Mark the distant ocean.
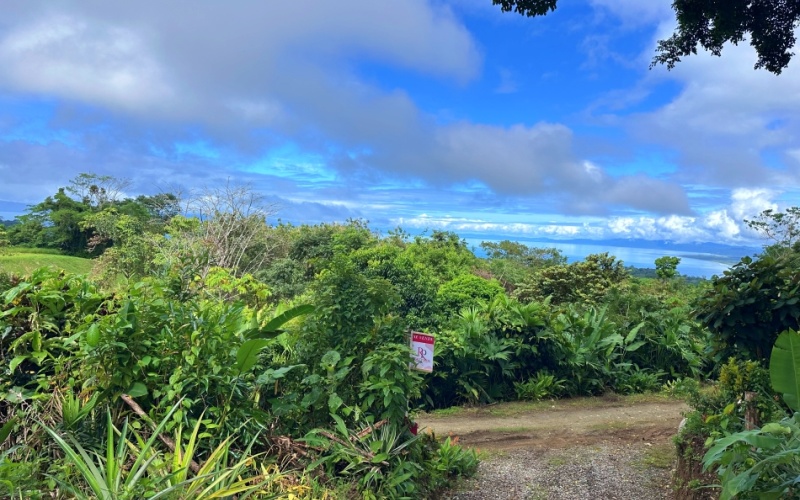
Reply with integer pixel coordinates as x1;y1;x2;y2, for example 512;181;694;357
461;236;760;278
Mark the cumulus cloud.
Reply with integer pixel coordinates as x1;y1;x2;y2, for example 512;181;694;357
605;188;782;244
624;26;800;189
392;213;606;239
392;187;785;245
579;5;800;206
0;1;693;217
356;120;691;214
0;2;480;121
603;175;689;214
0;14;174;113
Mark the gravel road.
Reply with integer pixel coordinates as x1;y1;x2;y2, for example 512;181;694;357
417;396;686;499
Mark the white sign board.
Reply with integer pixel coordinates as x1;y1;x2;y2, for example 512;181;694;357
410;332;435;373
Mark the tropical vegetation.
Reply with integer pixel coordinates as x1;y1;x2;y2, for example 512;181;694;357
1;174;798;497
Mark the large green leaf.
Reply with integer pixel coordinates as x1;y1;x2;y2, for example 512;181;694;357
235;339;270;374
261;304;315;333
126;382;148;398
0;417;16;444
770;328;800;411
241;304;314;340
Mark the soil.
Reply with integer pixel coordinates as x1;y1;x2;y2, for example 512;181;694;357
417;395;690;499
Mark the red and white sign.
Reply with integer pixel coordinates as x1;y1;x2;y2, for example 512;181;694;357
410;332;435;372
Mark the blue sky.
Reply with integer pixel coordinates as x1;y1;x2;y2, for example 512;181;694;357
1;0;798;246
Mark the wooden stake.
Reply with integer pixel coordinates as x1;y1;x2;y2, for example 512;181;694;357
120;394;201;474
744;391;758;430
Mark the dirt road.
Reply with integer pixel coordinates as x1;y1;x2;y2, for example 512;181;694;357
417;395;689;499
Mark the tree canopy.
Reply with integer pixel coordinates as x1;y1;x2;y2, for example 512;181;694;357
493;0;800;74
655;256;681;280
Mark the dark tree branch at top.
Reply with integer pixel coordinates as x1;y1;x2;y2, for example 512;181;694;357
492;0;800;74
492;0;557;17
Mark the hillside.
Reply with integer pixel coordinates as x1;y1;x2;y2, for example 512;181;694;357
0;248;93;276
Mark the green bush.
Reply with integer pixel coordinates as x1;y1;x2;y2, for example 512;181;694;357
516;252;628;305
696;251;800;362
360;344;423;425
701;330;800;499
436;273;505;321
612;367;663;395
428;435;479;484
514;372;566;401
703;413;800;499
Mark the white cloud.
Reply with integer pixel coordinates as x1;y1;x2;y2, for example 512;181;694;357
0;14;174;112
704;210;740;240
605;188;783;244
0;1;481;123
0;1;727;220
627;28;800;189
729;188;778;222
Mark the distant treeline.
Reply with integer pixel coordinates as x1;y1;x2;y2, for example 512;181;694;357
626;266;706;284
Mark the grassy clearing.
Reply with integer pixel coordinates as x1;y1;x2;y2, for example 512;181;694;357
0;248;93;276
423;391;683;419
3;246;65;255
636;442;676;470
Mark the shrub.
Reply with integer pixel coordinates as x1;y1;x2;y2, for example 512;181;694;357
696;251;800;362
436;273;505;321
514;372;566;401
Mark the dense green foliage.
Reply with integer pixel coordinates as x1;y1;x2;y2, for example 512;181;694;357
655;256;680;280
4;176;797;497
8;174;178;259
699;330;800;499
696;251;800;362
675;209;800;498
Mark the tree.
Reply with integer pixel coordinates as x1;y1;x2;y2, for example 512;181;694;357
172;182;280;277
436;273;506;320
480;240;566;292
492;0;556;17
696;252;800;362
745;207;800;249
480;240;566;267
516;252;628;305
655;256;681;280
493;0;800;74
404;231;478;283
10;188;94;254
696;207;800;361
66;173;131;208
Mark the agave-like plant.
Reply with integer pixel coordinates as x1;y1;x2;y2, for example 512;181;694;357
42;401;284;499
304;415;423;496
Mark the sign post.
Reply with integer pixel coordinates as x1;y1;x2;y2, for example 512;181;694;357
410;332;435;373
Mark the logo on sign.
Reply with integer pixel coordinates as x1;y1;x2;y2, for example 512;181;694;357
410;332;435;373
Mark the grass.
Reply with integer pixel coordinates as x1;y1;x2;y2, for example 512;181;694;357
489;426;533;433
0;247;93;276
426;406;463;417
423;391;684;419
3;246;65;255
637;442;676;470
